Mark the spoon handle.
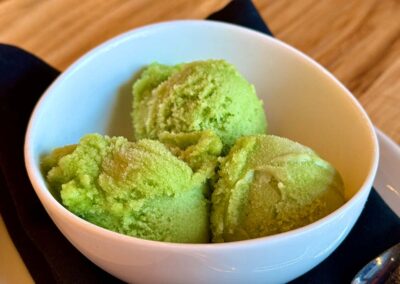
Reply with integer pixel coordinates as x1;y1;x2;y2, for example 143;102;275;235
352;242;400;284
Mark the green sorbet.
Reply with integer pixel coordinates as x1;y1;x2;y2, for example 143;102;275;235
132;60;267;151
211;135;345;243
42;133;223;243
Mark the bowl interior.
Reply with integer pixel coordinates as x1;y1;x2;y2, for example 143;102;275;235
26;20;376;208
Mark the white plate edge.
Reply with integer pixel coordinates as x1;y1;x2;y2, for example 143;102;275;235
373;128;400;217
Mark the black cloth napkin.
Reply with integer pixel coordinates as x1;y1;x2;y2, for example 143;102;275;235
0;0;399;283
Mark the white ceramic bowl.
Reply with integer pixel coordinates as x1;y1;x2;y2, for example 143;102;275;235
24;20;379;284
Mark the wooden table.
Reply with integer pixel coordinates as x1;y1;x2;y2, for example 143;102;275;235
0;0;399;283
1;0;399;143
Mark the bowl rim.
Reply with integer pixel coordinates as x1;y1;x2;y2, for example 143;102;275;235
24;19;379;250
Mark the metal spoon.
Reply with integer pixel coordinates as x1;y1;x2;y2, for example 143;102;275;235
352;242;400;284
351;129;400;284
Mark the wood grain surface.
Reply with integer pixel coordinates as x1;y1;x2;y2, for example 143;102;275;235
1;0;399;143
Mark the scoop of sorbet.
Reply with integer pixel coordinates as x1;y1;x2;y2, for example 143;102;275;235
211;135;345;242
42;133;222;243
132;60;267;151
